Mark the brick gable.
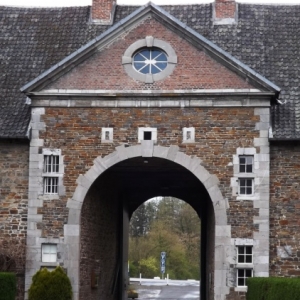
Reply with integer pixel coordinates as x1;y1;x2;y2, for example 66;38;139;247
47;17;253;91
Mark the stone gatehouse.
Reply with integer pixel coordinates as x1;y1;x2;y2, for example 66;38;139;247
0;1;300;300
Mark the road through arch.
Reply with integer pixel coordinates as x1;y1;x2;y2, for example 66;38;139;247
65;143;231;300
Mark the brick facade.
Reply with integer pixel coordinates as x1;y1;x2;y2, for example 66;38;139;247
23;8;272;299
91;0;115;23
1;2;297;300
0;140;29;300
47;18;252;91
215;0;236;19
270;142;300;277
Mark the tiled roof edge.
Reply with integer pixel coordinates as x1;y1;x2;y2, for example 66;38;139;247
151;2;281;94
21;1;281;95
20;3;149;93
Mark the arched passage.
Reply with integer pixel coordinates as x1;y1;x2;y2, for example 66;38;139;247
64;143;231;300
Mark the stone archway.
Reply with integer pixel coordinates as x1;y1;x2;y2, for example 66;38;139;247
64;142;231;300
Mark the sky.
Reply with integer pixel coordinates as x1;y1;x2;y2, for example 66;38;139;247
0;0;299;7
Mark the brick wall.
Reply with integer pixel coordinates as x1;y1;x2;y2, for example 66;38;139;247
47;17;252;91
37;106;259;239
270;142;300;277
0;140;29;300
215;0;236;19
80;174;119;300
35;106;261;300
91;0;114;22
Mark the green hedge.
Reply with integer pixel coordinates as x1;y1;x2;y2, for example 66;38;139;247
247;277;300;300
0;273;16;300
28;266;72;300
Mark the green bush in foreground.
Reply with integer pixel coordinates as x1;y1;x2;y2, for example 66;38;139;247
0;273;16;300
247;277;300;300
28;266;72;300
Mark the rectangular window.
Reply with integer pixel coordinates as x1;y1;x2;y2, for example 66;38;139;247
239;156;253;173
182;127;195;143
239;178;253;195
44;177;58;194
44;155;59;173
138;127;157;143
143;131;152;140
237;269;253;287
237;246;253;263
43;155;59;194
101;127;113;143
42;244;57;262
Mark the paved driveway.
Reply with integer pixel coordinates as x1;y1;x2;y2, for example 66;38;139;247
129;279;200;299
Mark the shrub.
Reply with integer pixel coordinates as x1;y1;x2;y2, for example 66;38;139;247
28;266;72;300
247;277;300;300
0;272;16;300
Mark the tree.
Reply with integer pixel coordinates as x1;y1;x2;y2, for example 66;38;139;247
130;201;156;237
129;197;201;280
28;266;72;300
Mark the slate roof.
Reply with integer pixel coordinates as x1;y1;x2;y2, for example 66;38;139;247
0;3;299;139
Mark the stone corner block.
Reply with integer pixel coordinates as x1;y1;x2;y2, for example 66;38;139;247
115;145;129;161
125;145;142;158
141;140;154;157
102;152;121;168
64;224;80;237
166;145;180;161
153;145;169;159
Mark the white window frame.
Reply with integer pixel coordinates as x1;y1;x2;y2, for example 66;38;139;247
237;245;253;264
101;127;113;143
182;127;195;143
236;245;253;287
42;244;57;263
42;149;63;195
238;178;254;196
237;268;253;287
239;155;254;173
138;127;157;143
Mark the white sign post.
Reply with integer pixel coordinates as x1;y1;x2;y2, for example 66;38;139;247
160;252;166;279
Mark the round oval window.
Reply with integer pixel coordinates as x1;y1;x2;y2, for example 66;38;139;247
133;48;168;75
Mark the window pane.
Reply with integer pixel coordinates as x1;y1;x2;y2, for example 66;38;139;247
246;246;252;254
156;62;167;70
245;269;252;277
246;187;252;194
139;50;150;59
134;62;145;71
151;65;161;74
246;157;253;164
153;51;167;61
144;132;152;140
246;165;252;172
238;278;245;286
141;65;150;74
238;255;245;263
240;157;246;164
240;187;245;194
246;256;252;263
238;247;244;254
240;179;246;186
240;165;246;172
134;53;146;61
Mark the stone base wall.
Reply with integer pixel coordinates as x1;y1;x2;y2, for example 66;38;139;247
270;142;300;276
0;140;29;300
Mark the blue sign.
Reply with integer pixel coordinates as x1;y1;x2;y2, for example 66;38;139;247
160;252;166;274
